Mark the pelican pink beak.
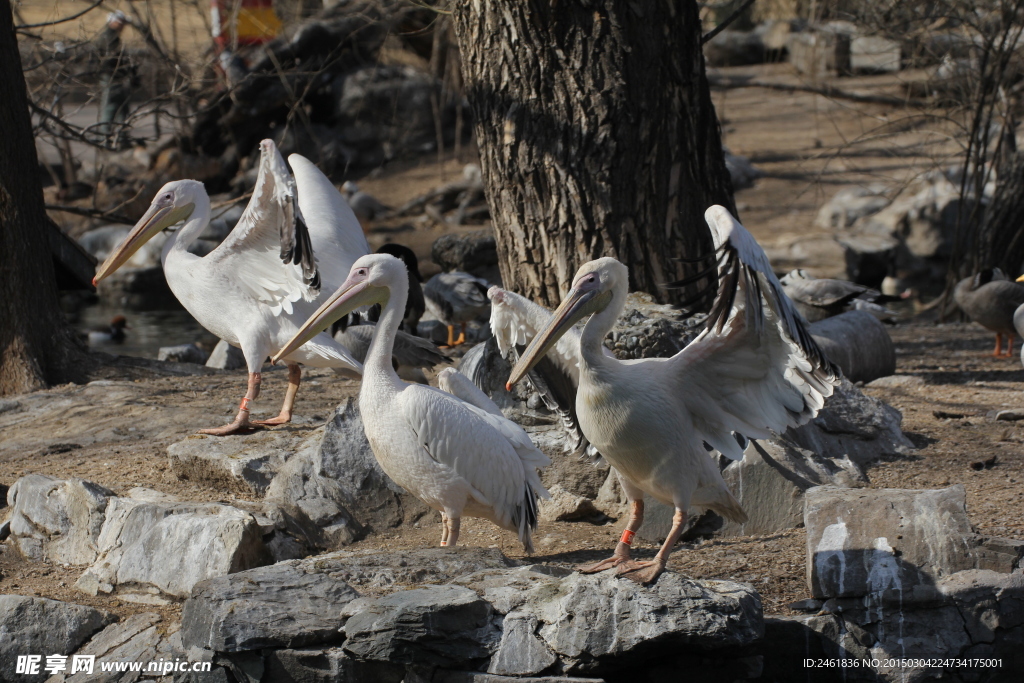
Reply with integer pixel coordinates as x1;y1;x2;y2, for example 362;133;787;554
271;268;373;364
1017;274;1024;283
92;197;192;285
506;281;607;391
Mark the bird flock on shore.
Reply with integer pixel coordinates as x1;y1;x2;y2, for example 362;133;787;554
92;137;1015;584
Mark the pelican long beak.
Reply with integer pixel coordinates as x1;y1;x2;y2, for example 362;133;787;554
1016;274;1024;283
271;276;374;364
92;202;192;285
506;287;605;390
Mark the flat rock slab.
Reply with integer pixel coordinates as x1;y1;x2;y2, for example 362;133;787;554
344;585;498;667
805;485;976;600
7;474;114;565
168;430;309;496
264;646;404;683
310;547;520;592
79;496;270;598
181;561;361;653
0;596;116;683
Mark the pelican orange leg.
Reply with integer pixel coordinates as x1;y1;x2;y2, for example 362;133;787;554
253;363;301;426
199;372;261;436
578;499;644;573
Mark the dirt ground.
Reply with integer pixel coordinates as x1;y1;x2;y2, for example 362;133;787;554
4;65;1023;625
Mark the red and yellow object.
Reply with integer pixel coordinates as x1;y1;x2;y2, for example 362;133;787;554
211;0;281;48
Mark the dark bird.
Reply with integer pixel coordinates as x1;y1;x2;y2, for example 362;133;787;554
87;315;129;344
955;268;1024;357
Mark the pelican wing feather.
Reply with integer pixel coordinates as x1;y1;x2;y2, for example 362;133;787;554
400;384;549;540
668;206;841;460
208;143;319;316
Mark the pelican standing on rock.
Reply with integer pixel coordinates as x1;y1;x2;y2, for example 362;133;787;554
93;140;368;434
274;254;550;551
508;206;841;584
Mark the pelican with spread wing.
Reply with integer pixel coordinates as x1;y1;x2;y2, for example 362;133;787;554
93;140;368;434
508;206;841;583
273;254;549;552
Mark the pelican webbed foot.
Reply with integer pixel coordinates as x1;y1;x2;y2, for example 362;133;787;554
615;559;666;585
252;414;291;427
197;418;258;436
577;540;632;573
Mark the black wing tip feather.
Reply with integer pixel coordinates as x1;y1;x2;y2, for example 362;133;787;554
281;199;320;291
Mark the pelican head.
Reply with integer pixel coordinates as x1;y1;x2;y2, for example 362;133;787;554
506;257;623;390
93;180;202;285
272;253;405;363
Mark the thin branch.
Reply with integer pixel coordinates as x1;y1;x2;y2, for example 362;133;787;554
701;0;757;45
15;0;103;30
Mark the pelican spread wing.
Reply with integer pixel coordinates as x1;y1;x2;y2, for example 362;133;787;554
208;142;319;315
668;206;842;460
489;286;582;380
399;384;549;538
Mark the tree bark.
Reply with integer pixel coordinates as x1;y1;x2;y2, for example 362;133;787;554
452;0;735;307
0;0;87;395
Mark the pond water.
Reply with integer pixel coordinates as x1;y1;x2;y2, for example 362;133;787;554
75;305;217;360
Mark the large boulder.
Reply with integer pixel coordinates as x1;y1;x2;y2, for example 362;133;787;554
181;562;361;653
432;231;498;276
808;311;896;383
815;185;890;230
205;340;246;370
263;647;404;683
0;596;116;683
804;485;976;600
77;495;270;599
7;474;114;565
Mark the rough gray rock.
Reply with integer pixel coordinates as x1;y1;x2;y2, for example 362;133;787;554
157;344;210;365
537;484;600;523
435;674;605;683
0;596;116;683
77;496;270;598
310;547;519;592
342;586;498;667
804;485;976;599
809;311;896;383
816;185;891;230
181;561;361;653
168;431;303;496
263;647;405;683
205;340;246;370
7;474;114;565
268;399;430;535
486;611;558;676
606;293;705;360
49;612;183;683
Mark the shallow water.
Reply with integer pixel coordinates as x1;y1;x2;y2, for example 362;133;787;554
76;305;217;359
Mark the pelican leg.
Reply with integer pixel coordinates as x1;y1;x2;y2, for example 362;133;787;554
199;372;261;436
253;363;300;426
445;325;456;347
440;512;450;546
618;507;687;585
578;499;644;573
993;333;1004;357
445;516;461;548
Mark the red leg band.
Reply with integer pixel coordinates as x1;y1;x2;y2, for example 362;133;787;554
240;397;252;412
620;529;635;546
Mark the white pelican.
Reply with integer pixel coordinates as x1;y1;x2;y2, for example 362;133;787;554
93;140;369;434
273;254;550;551
508;206;841;584
423;271;490;346
955;269;1024;357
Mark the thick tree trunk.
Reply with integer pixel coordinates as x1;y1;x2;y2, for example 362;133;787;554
452;0;736;307
0;0;86;395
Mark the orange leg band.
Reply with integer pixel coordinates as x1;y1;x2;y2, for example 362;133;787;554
240;397;252;412
620;529;636;546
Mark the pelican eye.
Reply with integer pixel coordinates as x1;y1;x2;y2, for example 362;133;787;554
357;268;368;276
